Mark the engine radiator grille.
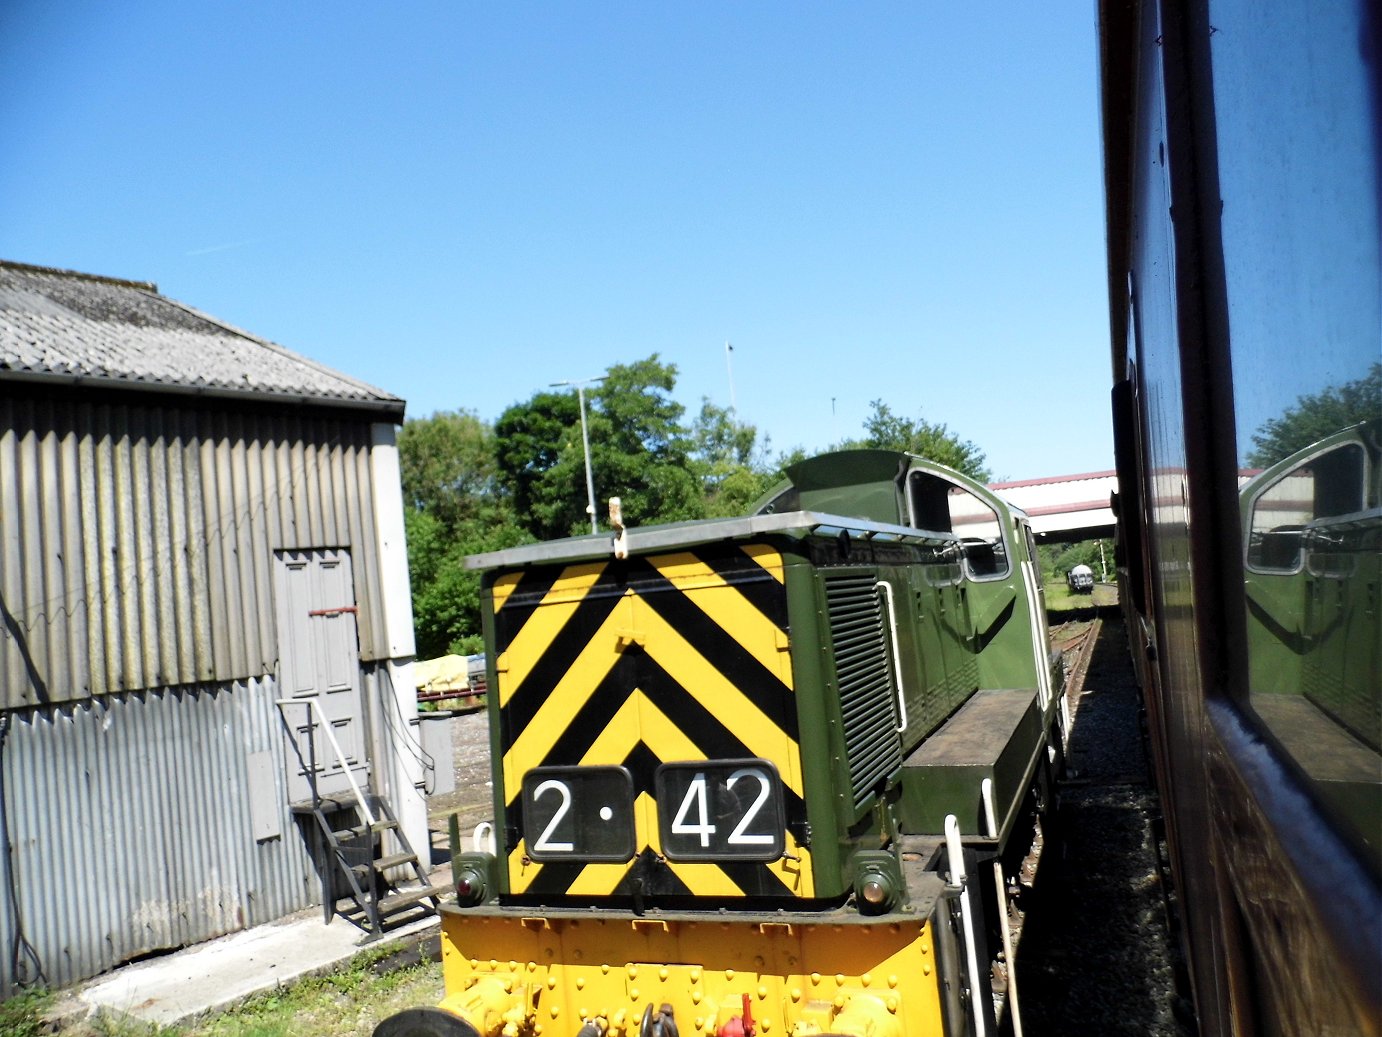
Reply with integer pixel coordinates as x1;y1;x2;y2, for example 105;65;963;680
823;572;903;810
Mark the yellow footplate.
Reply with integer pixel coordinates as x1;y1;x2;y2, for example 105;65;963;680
433;909;948;1036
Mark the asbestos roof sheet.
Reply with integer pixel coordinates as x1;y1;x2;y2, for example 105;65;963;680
0;260;404;418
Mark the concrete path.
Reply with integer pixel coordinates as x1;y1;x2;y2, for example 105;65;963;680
54;907;439;1029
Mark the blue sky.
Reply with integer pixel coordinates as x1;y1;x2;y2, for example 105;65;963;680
1;2;1112;481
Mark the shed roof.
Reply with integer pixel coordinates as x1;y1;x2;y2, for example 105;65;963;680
0;260;404;419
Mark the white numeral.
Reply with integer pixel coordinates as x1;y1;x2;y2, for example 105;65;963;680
726;768;774;845
671;774;716;847
532;779;574;852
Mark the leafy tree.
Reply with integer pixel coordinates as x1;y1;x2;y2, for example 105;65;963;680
1247;362;1381;467
401;375;1000;657
399;410;528;658
689;398;777;517
496;355;703;539
844;400;992;481
408;509;529;658
590;356;703;527
494;389;586;539
398;410;501;529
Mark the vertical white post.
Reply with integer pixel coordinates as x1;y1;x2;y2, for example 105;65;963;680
369;422;428;861
576;384;598;535
552;377;605;535
983;779;1023;1037
945;815;987;1037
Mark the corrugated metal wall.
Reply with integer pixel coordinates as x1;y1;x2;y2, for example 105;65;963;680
0;675;321;996
0;393;388;710
0;662;412;996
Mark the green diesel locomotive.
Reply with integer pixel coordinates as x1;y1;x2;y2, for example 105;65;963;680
378;449;1065;1037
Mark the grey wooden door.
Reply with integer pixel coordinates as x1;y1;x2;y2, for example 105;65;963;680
274;548;369;803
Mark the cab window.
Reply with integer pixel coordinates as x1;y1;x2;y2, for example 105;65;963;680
907;470;1010;580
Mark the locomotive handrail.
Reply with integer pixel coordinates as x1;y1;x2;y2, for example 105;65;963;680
875;580;909;732
984;778;1024;1037
465;509;958;570
945;814;987;1037
275;697;375;826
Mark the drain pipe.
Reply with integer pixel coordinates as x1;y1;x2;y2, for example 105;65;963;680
983;779;1023;1037
944;814;987;1037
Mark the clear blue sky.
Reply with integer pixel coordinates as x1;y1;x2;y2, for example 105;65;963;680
1;2;1112;481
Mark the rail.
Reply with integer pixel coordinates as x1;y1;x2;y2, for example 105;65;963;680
276;697;375;826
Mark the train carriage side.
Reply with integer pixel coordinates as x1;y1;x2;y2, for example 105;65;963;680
1098;1;1381;1033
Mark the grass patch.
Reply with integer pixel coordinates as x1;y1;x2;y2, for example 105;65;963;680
34;944;445;1037
1045;581;1118;613
182;946;443;1037
2;987;59;1037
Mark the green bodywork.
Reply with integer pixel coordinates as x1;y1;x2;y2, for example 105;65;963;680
467;449;1061;907
766;452;1059;877
1240;422;1381;868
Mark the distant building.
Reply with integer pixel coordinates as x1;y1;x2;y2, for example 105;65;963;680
0;260;426;994
988;471;1118;542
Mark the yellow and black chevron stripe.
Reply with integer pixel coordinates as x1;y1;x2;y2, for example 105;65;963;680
490;541;814;901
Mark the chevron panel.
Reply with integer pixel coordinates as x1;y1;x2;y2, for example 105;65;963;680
491;542;813;900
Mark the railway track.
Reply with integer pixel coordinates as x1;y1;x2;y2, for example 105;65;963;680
1007;614;1194;1036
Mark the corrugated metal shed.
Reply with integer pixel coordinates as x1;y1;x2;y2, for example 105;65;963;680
0;260;424;996
0;677;315;987
0;395;390;708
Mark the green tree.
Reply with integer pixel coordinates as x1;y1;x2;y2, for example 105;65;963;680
1247;362;1381;467
496;355;704;539
494;389;585;539
845;400;992;481
408;509;528;658
689;398;777;517
398;410;501;529
399;410;528;659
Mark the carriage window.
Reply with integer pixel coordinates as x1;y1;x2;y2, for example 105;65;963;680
907;471;1009;580
1208;0;1381;870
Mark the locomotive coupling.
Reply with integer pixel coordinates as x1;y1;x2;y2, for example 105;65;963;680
435;975;537;1037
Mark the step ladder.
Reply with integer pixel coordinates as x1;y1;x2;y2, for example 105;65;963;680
278;694;448;937
297;790;451;937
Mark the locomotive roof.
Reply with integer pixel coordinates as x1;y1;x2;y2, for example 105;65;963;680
464;509;959;572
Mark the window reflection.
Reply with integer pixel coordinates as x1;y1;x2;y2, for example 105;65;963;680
1210;0;1382;871
1239;426;1380;863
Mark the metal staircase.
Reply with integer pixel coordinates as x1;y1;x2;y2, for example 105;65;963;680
297;791;450;937
278;696;449;937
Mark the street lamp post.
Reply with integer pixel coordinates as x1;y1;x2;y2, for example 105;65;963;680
551;376;605;535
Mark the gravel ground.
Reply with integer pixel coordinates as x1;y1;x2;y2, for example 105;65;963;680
422;704;495;863
1015;616;1196;1036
